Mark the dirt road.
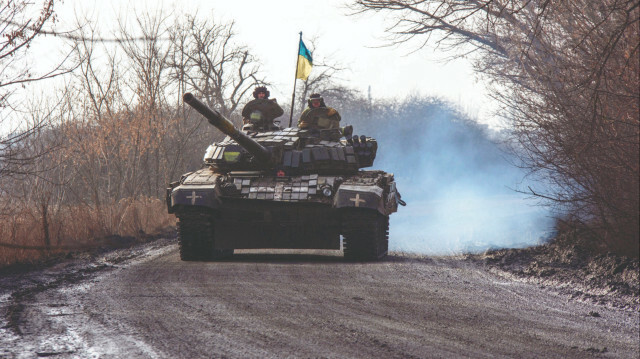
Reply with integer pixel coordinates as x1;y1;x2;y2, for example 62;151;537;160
2;244;638;358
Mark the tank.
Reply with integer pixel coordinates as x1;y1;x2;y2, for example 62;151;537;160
166;93;405;261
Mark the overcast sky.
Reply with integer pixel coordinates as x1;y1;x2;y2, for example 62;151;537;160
52;0;495;123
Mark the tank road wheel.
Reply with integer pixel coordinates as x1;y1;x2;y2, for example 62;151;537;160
177;212;233;261
342;211;389;261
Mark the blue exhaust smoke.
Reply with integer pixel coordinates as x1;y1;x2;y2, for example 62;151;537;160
345;96;554;255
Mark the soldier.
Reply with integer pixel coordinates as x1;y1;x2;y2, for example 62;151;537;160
241;86;284;132
298;93;341;130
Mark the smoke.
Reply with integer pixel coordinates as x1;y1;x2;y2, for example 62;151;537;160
344;96;554;255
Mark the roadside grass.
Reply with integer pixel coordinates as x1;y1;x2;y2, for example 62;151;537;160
0;197;176;268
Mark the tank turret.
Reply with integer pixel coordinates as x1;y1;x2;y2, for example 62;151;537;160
184;93;377;175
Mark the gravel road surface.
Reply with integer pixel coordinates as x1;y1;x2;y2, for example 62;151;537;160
2;242;638;358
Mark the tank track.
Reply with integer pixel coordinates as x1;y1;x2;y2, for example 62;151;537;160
342;210;389;261
177;211;233;261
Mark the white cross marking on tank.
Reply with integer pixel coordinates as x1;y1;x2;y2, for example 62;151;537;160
186;191;202;205
349;194;365;207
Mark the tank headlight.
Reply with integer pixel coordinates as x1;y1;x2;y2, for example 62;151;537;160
321;186;333;197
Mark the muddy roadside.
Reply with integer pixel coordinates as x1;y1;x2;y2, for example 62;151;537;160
0;232;177;338
465;234;639;312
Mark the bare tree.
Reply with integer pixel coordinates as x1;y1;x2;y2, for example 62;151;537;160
168;15;264;120
1;0;56;107
351;0;639;254
16;127;69;251
0;95;70;250
117;10;173;198
0;0;77;177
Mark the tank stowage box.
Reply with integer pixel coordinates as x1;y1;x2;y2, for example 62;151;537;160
167;93;405;261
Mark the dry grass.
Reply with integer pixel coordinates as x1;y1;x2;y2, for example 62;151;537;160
0;197;176;267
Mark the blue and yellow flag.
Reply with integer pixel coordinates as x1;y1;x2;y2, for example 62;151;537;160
296;39;313;80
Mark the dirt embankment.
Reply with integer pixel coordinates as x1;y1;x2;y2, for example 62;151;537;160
467;235;639;311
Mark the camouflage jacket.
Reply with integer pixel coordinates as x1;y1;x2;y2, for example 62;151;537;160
298;107;341;129
241;99;284;124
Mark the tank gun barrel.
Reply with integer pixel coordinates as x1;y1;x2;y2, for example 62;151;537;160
183;93;271;163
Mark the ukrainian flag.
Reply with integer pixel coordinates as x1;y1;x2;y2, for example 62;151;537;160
296;39;313;80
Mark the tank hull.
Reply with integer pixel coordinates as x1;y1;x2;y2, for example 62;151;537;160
201;199;341;250
169;169;397;213
167;168;397;260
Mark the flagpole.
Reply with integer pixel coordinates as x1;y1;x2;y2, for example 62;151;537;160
288;31;303;127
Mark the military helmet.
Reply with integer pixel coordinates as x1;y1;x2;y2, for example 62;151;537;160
308;93;326;107
253;86;270;99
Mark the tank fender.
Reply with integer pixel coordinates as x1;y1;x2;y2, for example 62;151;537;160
166;181;180;214
385;181;407;212
169;184;222;211
333;184;385;214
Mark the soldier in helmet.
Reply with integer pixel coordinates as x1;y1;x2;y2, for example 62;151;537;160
241;86;284;132
298;93;341;130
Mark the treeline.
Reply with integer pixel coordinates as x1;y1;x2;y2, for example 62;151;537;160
0;8;269;265
352;0;639;256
